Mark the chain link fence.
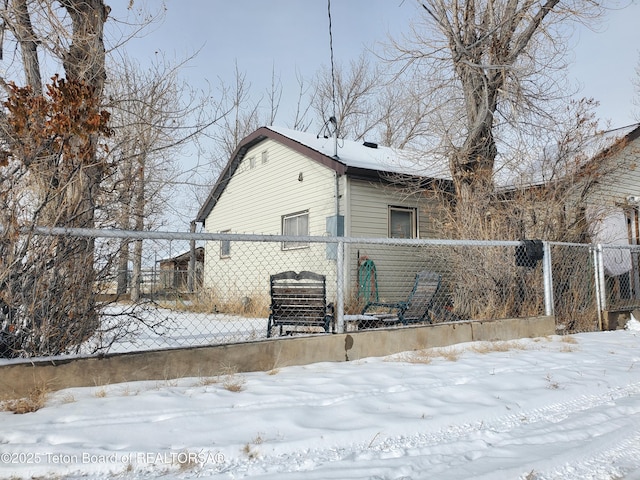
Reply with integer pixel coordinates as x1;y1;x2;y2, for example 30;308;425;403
1;228;638;360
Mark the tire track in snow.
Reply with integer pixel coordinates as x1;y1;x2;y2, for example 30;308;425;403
197;381;640;479
535;429;640;480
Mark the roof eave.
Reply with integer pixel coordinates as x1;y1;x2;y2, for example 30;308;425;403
195;127;348;224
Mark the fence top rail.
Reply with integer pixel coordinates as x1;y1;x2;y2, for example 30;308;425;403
21;226;526;247
548;241;596;249
9;226;630;250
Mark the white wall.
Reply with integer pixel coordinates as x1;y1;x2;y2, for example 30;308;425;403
203;139;340;305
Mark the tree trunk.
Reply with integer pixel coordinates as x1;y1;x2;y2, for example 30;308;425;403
130;154;146;302
116;240;129;296
11;0;42;90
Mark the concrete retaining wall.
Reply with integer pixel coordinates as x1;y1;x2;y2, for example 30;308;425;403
0;315;555;400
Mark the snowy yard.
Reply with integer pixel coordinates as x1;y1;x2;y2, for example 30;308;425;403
3;320;640;479
78;304;269;354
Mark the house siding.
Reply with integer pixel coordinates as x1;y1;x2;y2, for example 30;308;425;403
199;132;451;317
589;136;640;209
203;138;341;306
346;178;446;306
206;138;338;235
348;178;439;238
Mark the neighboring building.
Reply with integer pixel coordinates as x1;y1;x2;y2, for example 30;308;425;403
195;126;452;305
158;247;204;292
585;124;640;241
582;124;640;306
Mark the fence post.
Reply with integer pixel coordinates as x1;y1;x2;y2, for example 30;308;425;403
593;244;605;331
336;238;345;333
188;220;196;292
543;242;555;317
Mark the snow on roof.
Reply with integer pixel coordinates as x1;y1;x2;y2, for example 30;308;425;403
267;126;451;180
497;123;640;190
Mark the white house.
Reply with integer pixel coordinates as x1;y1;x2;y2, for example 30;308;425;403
195;126;452;307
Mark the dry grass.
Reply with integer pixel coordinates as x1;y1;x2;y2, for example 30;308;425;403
165;289;269;317
471;340;528;354
440;347;461;362
395;339;539;365
222;374;246;392
398;346;461;364
118;385;139;396
242;443;259;459
58;393;76;405
196;376;219;387
533;336;553;343
560;335;578;344
216;365;246;392
344;291;367;315
399;349;435;364
94;387;107;398
560;344;577;353
243;434;265;459
2;385;49;414
155;378;179;389
545;373;560;390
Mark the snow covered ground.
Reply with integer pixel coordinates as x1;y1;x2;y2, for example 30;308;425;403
3;322;640;480
90;304;267;354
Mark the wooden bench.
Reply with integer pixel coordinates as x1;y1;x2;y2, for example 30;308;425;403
267;271;334;337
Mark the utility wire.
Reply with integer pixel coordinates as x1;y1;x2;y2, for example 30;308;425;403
327;0;337;129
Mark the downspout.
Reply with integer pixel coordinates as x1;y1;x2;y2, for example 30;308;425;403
335;171;343;332
335;172;340;218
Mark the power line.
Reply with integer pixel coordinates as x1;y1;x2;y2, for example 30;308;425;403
327;0;337;123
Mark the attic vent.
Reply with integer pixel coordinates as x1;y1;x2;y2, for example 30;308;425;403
363;141;378;149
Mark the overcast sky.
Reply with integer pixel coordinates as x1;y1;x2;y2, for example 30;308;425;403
108;1;640;229
114;0;640;131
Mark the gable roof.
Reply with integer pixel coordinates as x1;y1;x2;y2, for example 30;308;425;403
589;123;640;160
496;123;640;192
157;247;205;267
195;126;450;223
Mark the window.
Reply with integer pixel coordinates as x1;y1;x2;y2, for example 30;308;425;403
248;156;256;169
282;211;309;250
220;230;231;258
261;150;268;164
389;206;417;239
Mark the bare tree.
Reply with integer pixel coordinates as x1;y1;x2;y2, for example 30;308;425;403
633;51;640;122
376;1;614;331
105;53;227;299
207;63;264;164
291;69;316;132
309;53;443;150
312;54;381;141
387;1;604;208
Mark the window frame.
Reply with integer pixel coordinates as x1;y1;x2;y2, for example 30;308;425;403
388;206;418;239
282;210;310;250
220;229;231;258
